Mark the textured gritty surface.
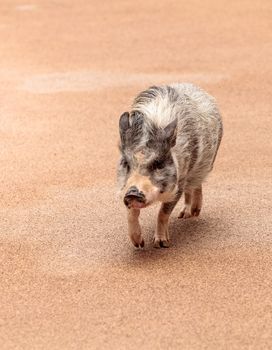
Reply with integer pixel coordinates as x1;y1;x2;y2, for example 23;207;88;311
0;1;272;349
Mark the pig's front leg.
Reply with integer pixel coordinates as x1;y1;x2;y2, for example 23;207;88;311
127;208;144;248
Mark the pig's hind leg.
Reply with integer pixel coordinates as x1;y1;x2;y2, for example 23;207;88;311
191;186;202;217
178;185;202;219
178;189;192;219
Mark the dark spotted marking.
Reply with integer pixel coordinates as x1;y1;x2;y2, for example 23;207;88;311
143;154;177;193
166;85;179;104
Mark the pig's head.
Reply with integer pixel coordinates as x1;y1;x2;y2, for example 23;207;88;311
117;110;178;209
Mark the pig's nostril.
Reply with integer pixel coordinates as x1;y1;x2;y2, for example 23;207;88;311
124;197;131;207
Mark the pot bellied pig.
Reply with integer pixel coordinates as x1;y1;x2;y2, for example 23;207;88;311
117;83;223;248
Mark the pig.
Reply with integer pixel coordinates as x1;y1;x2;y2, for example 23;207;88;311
117;83;223;248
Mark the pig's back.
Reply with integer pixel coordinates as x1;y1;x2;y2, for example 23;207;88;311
171;83;223;187
170;83;218;120
132;83;221;130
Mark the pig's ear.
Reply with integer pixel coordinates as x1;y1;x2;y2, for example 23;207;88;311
119;111;144;147
130;110;144;135
119;112;130;145
164;118;177;147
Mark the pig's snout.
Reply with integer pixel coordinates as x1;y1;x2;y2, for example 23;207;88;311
124;186;146;208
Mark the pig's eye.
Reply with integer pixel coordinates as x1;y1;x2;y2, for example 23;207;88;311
121;158;130;172
149;159;164;171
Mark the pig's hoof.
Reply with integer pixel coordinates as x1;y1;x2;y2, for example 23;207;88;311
178;207;192;219
131;236;145;248
153;238;170;248
191;207;201;217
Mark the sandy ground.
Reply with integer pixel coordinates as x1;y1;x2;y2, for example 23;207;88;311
0;1;272;349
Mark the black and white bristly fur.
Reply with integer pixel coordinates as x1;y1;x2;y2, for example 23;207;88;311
117;83;223;248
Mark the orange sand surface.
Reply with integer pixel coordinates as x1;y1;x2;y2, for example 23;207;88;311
0;1;271;349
